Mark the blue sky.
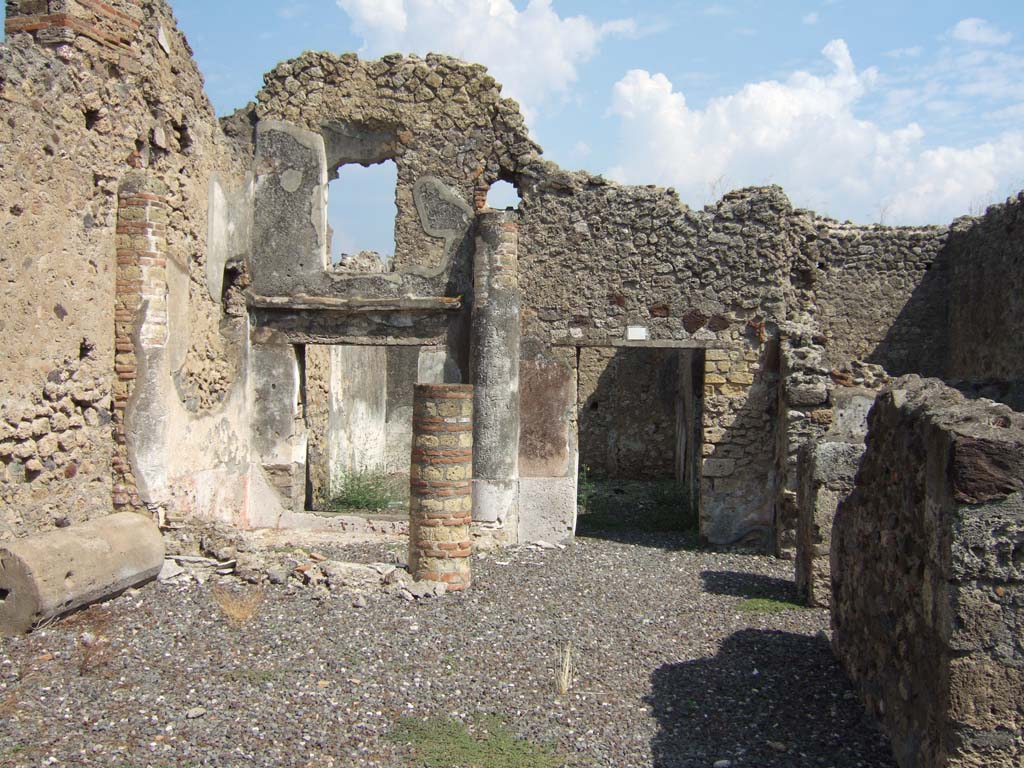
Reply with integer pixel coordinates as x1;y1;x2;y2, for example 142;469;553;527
167;0;1024;255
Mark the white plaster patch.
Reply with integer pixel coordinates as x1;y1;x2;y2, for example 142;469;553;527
280;169;304;193
157;25;171;55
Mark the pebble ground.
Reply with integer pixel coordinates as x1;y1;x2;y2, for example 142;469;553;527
0;529;895;768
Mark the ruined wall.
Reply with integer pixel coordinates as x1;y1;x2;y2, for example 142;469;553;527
0;0;249;537
2;10;986;547
832;376;1024;768
773;329;832;558
303;344;331;505
241;47;977;546
516;182;797;546
252;50;536;282
805;222;948;376
304;343;414;510
946;193;1024;404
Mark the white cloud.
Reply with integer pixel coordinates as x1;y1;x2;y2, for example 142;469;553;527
335;0;634;121
885;46;922;59
338;0;407;35
802;12;819;25
703;4;733;17
277;3;307;20
951;18;1012;47
607;40;1024;224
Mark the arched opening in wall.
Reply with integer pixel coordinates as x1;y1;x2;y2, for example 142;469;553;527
486;179;521;211
327;160;398;268
576;346;704;536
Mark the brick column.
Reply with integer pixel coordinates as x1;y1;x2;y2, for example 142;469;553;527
409;384;473;591
112;174;168;511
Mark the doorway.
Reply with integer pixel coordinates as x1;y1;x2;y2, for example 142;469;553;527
576;346;704;533
301;344;417;518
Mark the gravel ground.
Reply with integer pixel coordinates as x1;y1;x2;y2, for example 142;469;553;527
0;529;895;768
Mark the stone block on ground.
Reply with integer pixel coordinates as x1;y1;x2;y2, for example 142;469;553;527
0;512;164;635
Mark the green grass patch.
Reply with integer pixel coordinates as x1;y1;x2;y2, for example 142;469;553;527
737;598;806;614
576;474;698;533
321;466;403;512
390;715;564;768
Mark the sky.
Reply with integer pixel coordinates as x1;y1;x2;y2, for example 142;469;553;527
165;0;1024;256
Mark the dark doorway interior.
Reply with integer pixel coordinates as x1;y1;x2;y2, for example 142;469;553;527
576;346;704;534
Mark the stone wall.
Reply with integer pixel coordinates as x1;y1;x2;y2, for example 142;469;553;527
832;376;1024;768
304;344;418;511
0;0;249;537
805;223;948;376
774;328;832;558
4;1;1016;552
251;50;535;282
795;439;861;608
946;193;1024;406
218;45;971;546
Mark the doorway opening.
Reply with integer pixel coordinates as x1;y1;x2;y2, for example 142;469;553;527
576;346;704;535
300;344;419;519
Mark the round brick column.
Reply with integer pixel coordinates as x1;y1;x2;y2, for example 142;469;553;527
409;384;473;591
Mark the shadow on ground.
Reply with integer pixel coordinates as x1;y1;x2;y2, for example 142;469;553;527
575;479;701;551
699;570;797;601
647;630;895;768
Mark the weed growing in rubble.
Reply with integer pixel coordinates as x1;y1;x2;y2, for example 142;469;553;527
556;640;575;696
323;466;402;512
390;715;564;768
212;585;264;626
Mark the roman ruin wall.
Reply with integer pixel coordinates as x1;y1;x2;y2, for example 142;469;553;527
832;376;1024;768
945;193;1024;407
577;347;681;480
804;222;948;376
1;0;1021;556
1;0;249;538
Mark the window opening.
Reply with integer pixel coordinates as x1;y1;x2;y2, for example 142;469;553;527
486;179;521;211
327;160;398;267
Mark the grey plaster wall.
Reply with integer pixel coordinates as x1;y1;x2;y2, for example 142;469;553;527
385;346;420;475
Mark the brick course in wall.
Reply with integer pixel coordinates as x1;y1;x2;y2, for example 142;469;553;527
5;0;143;62
112;174;168;511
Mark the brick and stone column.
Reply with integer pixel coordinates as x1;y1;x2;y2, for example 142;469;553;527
409;384;473;591
470;211;520;536
112;173;168;511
